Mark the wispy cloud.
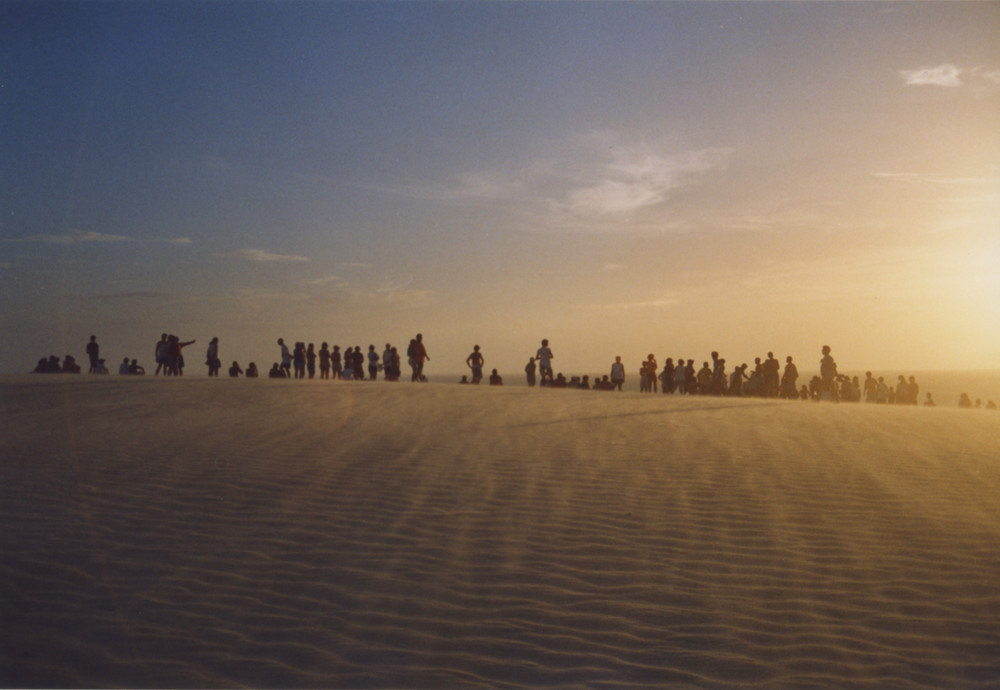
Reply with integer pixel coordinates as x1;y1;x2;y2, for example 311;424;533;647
306;275;345;286
394;171;523;203
555;144;729;217
900;63;963;87
8;230;131;244
222;249;310;263
589;292;682;313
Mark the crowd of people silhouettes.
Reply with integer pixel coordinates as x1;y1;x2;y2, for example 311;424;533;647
28;334;997;409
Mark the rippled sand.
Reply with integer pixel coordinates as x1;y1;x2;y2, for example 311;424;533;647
1;377;998;688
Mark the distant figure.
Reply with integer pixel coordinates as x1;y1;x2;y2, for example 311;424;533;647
987;400;997;410
293;342;306;379
307;343;317;379
958;393;972;408
246;362;259;378
489;368;503;386
923;392;935;407
642;354;658;393
596;375;614;391
382;343;394;380
86;335;100;374
410;333;429;382
610;356;625;391
331;345;342;379
863;371;877;403
525;357;537;387
63;355;81;373
674;360;687;394
696;361;713;395
206;337;221;377
729;363;748;396
229;361;243;378
278;338;292;378
459;375;469;384
319;343;331;379
819;345;838;401
119;357;131;375
128;359;145;375
268;363;285;379
908;376;919;406
367;345;379;381
168;335;196;376
536;339;554;385
778;356;797;399
896;375;910;405
343;347;355;380
551;373;567;388
660;358;675;394
466;345;485;384
352;345;365;380
154;333;169;376
763;352;780;398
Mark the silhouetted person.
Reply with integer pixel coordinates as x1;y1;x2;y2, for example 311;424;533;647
908;376;919;405
246;362;259;378
781;356;798;399
820;345;838;401
307;343;317;379
958;393;972;408
411;333;429;382
343;347;355;380
352;345;365;380
489;368;503;386
331;345;342;379
466;345;485;384
610;356;625;391
86;335;99;374
660;358;675;394
525;357;537;387
128;359;145;375
924;392;935;407
367;345;379;381
154;333;169;375
269;363;285;379
986;400;997;410
536;339;554;385
62;355;81;373
206;337;221;377
293;342;306;379
763;352;780;398
319;343;331;379
278;338;292;378
119;357;131;375
229;361;243;377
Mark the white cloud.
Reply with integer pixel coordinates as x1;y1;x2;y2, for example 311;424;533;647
306;275;345;286
12;230;131;244
900;64;963;87
603;263;625;272
223;249;309;263
558;146;729;216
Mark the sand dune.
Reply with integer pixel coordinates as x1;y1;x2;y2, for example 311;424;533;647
1;376;998;688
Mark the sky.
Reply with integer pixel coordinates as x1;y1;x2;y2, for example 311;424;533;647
2;1;999;377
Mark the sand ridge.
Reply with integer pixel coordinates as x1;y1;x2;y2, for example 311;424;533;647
1;377;998;687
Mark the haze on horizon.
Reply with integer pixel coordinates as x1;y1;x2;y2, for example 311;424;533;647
2;1;998;377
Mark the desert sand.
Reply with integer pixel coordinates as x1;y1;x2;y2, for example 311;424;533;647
1;376;998;688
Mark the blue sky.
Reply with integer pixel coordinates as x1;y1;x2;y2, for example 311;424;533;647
2;1;999;376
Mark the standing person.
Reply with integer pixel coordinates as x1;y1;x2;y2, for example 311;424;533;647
466;345;485;384
343;347;354;380
319;343;331;379
610;356;625;391
352;346;365;380
154;333;169;376
367;345;380;381
293;342;306;379
306;343;317;379
410;333;429;382
382;343;394;380
206;337;221;377
86;335;100;374
525;357;537;387
331;345;342;379
781;356;799;399
278;338;292;378
763;352;780;398
660;358;675;394
536;339;554;385
820;345;838;401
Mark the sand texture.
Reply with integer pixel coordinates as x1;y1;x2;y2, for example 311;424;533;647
2;377;999;688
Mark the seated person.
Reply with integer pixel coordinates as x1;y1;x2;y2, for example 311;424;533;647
268;363;285;378
119;357;131;375
246;362;259;378
229;361;244;378
128;359;145;375
489;369;503;386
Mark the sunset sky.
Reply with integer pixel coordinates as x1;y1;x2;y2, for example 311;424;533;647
3;1;998;377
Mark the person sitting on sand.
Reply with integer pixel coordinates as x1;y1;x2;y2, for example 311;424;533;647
229;361;243;378
489;369;503;386
246;362;259;378
924;392;935;407
119;357;131;375
128;359;145;375
958;393;972;408
987;400;997;410
525;357;537;387
459;375;469;384
269;363;285;379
